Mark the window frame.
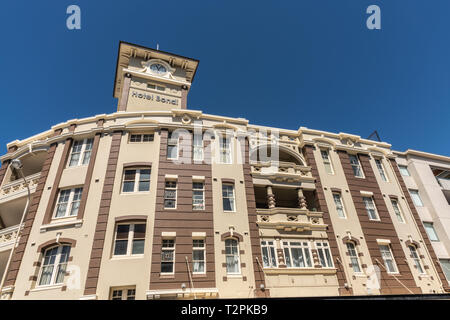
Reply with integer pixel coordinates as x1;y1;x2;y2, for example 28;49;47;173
399;165;410;176
68;138;94;167
37;245;71;287
379;244;399;274
192;181;205;210
110;287;136;300
374;158;389;182
349;154;365;178
112;222;146;257
408;245;425;275
320;149;334;174
192;239;206;274
167;132;179;160
282;241;313;268
164;179;178;209
121;168;151;194
225;238;241;275
346;242;363;274
54;187;83;219
409;189;424;207
129;133;154;143
222;183;236;212
219;136;232;164
161;239;176;274
332;192;346;218
315;241;334;268
423;222;439;242
260;240;278;268
363;196;380;221
390;198;405;223
439;259;450;283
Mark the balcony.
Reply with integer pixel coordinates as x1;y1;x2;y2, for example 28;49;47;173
251;161;314;183
0;225;19;252
0;172;40;203
256;207;326;232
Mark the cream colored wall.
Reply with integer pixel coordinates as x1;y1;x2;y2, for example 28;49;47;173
305;138;376;296
211;135;257;298
371;156;443;293
94;130;160;300
11;125;109;299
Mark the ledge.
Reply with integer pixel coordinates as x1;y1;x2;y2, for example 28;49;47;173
263;268;337;275
40;219;83;233
30;284;63;293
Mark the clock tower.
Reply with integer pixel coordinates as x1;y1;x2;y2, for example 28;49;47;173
113;41;199;112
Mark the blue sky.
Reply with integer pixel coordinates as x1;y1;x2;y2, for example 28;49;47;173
0;1;449;156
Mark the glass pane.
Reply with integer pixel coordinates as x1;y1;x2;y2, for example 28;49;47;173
39;265;54;286
122;181;135;193
55;203;67;218
116;225;130;239
261;247;270;268
82;150;91;165
133;224;146;238
226;255;239;273
132;239;145;254
55;263;67;284
291;248;304;267
114;240;128;255
223;198;232;211
124;170;136;181
138;181;150;192
193;250;204;261
69;152;80;167
168;145;178;159
284;248;291;267
161;262;174;273
193;261;205;273
269;246;277;267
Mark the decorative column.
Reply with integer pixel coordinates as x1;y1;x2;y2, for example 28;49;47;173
275;238;286;268
297;188;307;209
118;73;132;111
266;185;275;208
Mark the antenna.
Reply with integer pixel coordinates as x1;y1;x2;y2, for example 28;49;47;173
367;130;382;142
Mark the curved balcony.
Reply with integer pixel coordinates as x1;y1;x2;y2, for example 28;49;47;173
251;161;314;183
0;172;40;203
256;207;327;232
0;224;20;252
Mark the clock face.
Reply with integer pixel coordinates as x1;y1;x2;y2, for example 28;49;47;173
150;63;167;74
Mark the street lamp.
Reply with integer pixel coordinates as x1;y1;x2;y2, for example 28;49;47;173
0;159;32;296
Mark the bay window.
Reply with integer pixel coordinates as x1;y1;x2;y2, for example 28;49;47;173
315;241;334;268
283;241;312;268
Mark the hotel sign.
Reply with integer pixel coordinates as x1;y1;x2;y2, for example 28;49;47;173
131;90;178;106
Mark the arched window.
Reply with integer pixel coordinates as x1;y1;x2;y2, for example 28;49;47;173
38;245;71;286
408;245;425;274
346;241;362;273
225;239;240;274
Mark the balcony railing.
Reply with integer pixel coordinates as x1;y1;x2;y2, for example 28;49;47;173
0;172;40;202
251;161;314;182
0;225;20;250
437;177;450;191
256;207;327;232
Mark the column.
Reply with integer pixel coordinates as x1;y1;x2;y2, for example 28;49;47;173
297;188;307;209
266;185;275;208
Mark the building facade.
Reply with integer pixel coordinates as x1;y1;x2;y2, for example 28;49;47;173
0;42;449;300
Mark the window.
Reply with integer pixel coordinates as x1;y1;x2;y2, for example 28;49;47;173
375;159;388;182
316;242;334;268
399;165;410;176
192;182;205;210
222;183;235;212
130;133;154;142
69;138;94;167
225;239;240;274
391;199;404;223
408;245;424;274
161;239;175;273
332;193;346;218
349;154;364;178
193;134;204;162
379;244;398;273
320;149;334;174
219;136;232;164
283;241;312;268
363;196;379;220
423;222;439;242
110;287;136;300
346;242;362;273
54;188;83;218
261;240;277;268
409;190;423;207
164;180;177;209
38;245;71;286
167;132;179;160
122;168;151;193
439;259;450;282
113;223;146;256
192;239;206;273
